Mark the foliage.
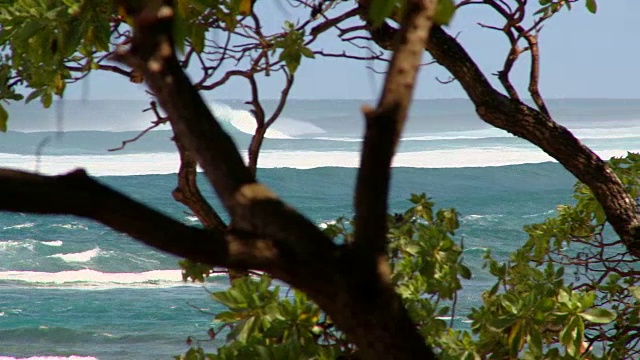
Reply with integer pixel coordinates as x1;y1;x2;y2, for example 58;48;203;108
178;153;640;359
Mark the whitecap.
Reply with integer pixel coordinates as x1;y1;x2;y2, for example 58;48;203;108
210;103;292;139
522;209;556;218
0;240;35;251
1;147;638;176
48;248;100;263
464;247;489;252
40;240;63;247
3;223;35;230
50;223;88;230
462;214;504;221
0;269;190;290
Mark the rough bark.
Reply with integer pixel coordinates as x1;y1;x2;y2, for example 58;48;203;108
366;22;640;256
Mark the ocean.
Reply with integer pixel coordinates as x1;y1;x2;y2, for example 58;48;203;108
0;99;639;359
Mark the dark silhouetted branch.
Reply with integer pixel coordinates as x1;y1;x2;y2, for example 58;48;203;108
0;168;274;269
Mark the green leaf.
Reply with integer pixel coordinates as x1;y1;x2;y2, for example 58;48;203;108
580;308;616;324
41;92;53;108
0;103;7;132
630;286;640;301
300;46;315;59
368;0;397;27
586;0;597;13
528;330;543;356
25;89;42;104
459;264;472;280
434;0;456;26
191;25;206;54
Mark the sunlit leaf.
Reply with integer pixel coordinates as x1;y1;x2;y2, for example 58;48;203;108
239;0;252;16
580;308;616;324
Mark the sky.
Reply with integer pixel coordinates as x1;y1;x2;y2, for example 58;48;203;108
63;1;640;101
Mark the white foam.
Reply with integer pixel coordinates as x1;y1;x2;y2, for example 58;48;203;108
3;223;35;230
0;240;35;251
254;148;639;169
40;240;63;247
50;223;88;230
0;269;191;289
211;103;292;139
1;148;638;176
48;248;100;263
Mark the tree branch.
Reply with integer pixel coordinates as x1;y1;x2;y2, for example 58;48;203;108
0;168;275;268
365;20;640;255
354;0;436;256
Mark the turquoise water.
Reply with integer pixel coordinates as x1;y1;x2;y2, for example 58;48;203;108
0;99;638;359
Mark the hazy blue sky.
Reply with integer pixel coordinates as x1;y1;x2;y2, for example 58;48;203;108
64;1;640;101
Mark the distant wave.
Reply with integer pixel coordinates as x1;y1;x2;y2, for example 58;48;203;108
3;223;35;230
40;240;63;247
48;248;100;263
1;148;638;175
50;223;88;230
0;269;196;289
0;240;35;251
211;102;291;139
210;102;326;139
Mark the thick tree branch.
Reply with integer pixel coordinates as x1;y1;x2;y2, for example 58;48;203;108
426;26;640;255
0;168;275;268
354;0;436;257
365;20;640;255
